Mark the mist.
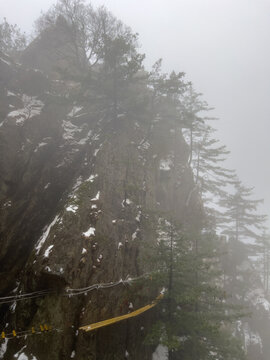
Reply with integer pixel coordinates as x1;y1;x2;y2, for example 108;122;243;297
1;1;270;359
1;0;270;221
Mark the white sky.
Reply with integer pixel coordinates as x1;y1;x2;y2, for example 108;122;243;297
1;0;270;224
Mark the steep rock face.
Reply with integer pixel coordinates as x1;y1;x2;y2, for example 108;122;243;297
0;37;202;359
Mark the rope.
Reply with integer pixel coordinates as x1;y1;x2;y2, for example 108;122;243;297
1;293;163;340
80;293;164;332
0;274;149;305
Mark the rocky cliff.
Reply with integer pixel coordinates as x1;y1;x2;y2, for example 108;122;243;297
0;26;202;360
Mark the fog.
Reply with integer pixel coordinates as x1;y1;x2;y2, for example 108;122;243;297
1;0;270;222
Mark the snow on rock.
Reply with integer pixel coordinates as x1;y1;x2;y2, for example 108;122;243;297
44;183;50;189
78;130;92;145
7;90;16;97
246;288;270;311
138;140;150;151
72;177;83;192
132;228;139;241
86;174;98;183
10;301;17;313
35;215;59;254
91;191;100;201
14;346;27;359
3;200;11;208
128;302;133;309
67;106;83;118
242;322;263;353
7;95;44;126
122;198;132;207
62;120;82;141
66;204;79;213
34;142;48;152
118;242;123;249
17;354;29;360
136;211;142;222
152;345;168;360
0;338;8;358
159;157;173;171
45;266;51;272
44;245;54;258
82;227;95;238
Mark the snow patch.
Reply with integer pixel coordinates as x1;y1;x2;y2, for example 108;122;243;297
128;302;133;309
82;227;95;238
44;245;54;258
0;338;8;358
66;205;79;213
86;174;98;183
35;215;59;254
44;183;50;189
34;142;48;152
14;346;27;359
70;350;76;358
91;191;100;201
62;120;82;141
160;157;173;171
152;345;168;360
67;106;83;118
82;248;87;254
132;228;139;241
7;90;16;97
10;301;17;313
246;288;270;311
242;322;263;353
7;95;44;126
78;129;92;145
122;198;132;207
136;211;142;222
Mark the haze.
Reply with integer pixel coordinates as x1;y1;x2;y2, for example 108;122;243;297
1;0;270;221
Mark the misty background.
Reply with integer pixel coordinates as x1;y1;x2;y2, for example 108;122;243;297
1;0;270;223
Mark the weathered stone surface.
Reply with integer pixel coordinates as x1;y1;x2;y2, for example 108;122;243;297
0;29;202;359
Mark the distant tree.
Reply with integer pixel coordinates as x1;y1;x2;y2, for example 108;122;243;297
190;124;237;229
148;61;186;121
146;219;246;360
255;232;270;295
35;0;143;70
219;181;267;243
0;18;27;55
99;30;145;120
180;84;211;165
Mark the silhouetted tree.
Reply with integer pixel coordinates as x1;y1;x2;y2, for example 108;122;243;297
0;18;27;55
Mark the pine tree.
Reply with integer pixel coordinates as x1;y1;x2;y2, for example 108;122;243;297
0;18;27;55
192;125;236;198
255;232;270;295
219;181;267;243
146;218;246;360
